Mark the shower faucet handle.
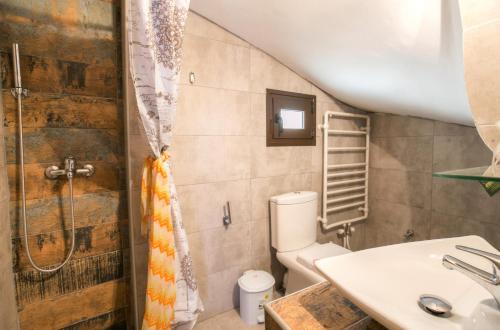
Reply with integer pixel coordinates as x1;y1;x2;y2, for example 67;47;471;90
45;157;95;179
76;164;95;177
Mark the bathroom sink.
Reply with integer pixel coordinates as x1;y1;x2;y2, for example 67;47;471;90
315;236;500;330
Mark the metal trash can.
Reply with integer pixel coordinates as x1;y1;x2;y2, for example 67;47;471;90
238;270;275;325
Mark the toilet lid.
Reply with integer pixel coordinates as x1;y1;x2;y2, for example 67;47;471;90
296;242;350;270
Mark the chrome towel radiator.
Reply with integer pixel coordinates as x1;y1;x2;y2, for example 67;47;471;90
317;111;370;248
11;43;94;273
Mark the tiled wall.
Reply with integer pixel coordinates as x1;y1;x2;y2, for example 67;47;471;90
128;11;367;321
0;76;19;330
365;113;500;249
0;1;129;329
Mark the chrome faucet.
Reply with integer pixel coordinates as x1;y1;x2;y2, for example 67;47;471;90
45;156;95;180
442;245;500;307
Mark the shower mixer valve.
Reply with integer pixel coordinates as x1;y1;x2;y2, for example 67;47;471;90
45;156;95;179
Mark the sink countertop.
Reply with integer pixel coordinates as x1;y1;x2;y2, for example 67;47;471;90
264;282;386;330
315;236;500;330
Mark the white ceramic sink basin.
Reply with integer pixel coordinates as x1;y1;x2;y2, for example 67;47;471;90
315;236;500;330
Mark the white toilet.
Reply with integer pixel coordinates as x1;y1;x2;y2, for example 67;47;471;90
270;191;350;295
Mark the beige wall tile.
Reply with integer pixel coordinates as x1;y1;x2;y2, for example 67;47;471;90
186;11;249;48
432;134;491;172
250;173;312;220
177;180;250;234
371;113;434;138
175;85;251;136
180;34;250;91
430;211;500;251
370;168;432;209
250;218;271;264
188;223;252;277
432;179;500;225
366;200;430;247
311;138;323;174
249;93;266;137
370;137;433;172
171;136;250;185
197;265;249;320
430;211;487;240
434;121;477;136
250;136;313;178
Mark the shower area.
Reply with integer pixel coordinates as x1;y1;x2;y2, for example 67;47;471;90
0;0;131;328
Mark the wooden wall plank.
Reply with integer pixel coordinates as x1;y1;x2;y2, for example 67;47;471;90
15;250;124;308
60;308;127;330
12;221;125;272
0;52;118;98
0;1;118;65
4;127;122;164
7;161;125;201
1;0;128;327
9;191;127;237
2;91;120;129
18;279;127;330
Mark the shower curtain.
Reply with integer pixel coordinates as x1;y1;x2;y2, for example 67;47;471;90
128;0;203;329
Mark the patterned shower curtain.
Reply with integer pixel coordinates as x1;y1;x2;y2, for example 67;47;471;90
128;0;203;329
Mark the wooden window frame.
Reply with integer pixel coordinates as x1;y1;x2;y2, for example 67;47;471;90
266;89;316;147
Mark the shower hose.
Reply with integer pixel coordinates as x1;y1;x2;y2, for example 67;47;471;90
13;43;76;273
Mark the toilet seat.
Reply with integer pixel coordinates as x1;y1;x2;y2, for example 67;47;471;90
297;242;350;270
276;242;351;294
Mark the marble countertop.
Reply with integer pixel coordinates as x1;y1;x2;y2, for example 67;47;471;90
264;282;386;330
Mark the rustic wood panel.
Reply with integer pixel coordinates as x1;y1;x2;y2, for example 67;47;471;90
2;91;119;129
60;308;127;330
0;1;118;64
0;52;117;98
15;250;124;308
4;127;122;164
9;191;127;237
12;221;125;272
1;0;127;327
18;279;127;330
7;161;125;201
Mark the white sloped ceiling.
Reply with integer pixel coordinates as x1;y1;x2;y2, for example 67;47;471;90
190;0;473;126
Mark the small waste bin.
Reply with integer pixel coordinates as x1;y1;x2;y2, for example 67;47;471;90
238;270;275;325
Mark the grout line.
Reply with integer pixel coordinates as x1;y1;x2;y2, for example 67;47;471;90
173;171;316;188
369;196;429;211
11;216;129;240
428;122;436;240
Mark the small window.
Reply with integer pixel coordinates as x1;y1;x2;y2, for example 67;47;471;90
266;89;316;146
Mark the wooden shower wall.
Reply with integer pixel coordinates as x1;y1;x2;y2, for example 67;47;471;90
0;1;129;329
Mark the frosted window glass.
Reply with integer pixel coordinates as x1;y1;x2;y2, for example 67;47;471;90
280;109;304;129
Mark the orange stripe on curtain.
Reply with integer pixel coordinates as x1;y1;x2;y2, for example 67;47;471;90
141;153;176;330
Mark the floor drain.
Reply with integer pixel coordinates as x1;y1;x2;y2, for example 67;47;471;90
418;294;452;318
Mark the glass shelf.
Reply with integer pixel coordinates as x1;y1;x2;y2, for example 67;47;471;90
433;165;500;196
433;166;500;182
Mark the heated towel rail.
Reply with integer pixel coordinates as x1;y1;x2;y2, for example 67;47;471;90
317;111;370;247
